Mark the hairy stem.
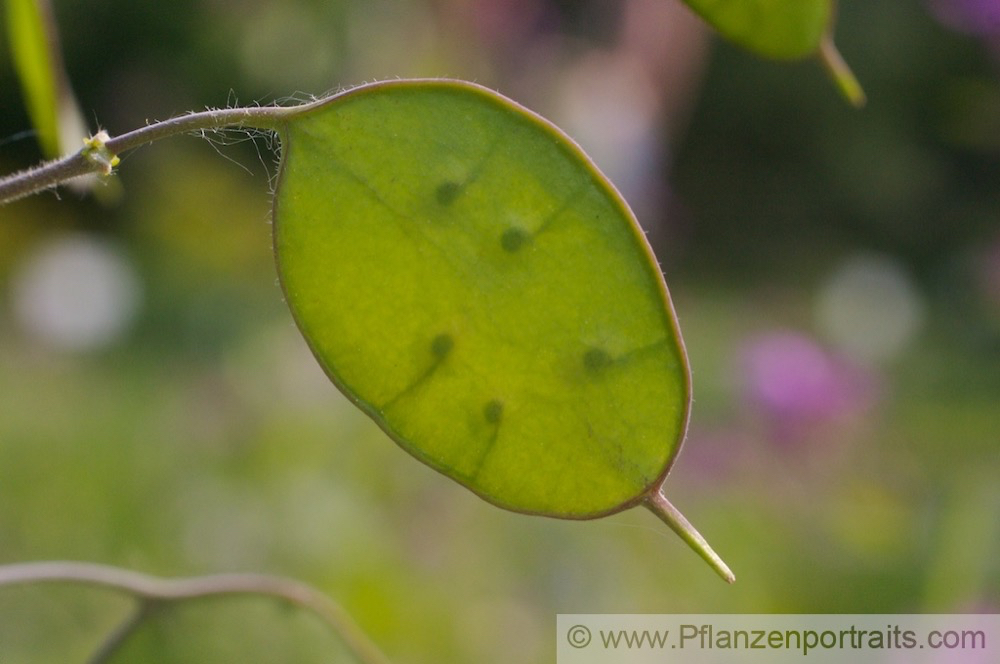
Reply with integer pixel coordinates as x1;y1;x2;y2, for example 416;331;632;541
0;104;295;205
644;487;735;584
0;561;392;664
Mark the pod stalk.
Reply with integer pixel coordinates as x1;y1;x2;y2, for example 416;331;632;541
644;486;735;584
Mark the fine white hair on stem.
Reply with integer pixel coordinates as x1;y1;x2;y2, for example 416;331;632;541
1;103;290;205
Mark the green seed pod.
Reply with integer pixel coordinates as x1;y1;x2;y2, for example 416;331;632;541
272;80;732;582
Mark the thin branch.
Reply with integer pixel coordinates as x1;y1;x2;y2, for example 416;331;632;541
0;150;89;204
0;105;293;206
0;561;392;664
86;603;157;664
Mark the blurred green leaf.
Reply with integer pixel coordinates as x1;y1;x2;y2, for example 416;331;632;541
677;0;864;105
5;0;87;157
272;80;691;519
681;0;831;59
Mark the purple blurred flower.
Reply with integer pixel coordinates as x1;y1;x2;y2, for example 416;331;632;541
928;0;1000;36
739;330;877;436
978;234;1000;306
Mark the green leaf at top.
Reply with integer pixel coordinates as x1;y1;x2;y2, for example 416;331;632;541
272;80;690;519
678;0;865;106
681;0;831;60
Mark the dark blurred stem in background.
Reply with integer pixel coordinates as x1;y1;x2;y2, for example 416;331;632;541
0;561;393;664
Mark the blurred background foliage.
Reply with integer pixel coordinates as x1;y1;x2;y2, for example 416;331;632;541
0;0;998;662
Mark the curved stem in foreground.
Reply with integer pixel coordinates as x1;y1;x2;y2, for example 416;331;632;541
644;487;735;584
0;561;392;664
